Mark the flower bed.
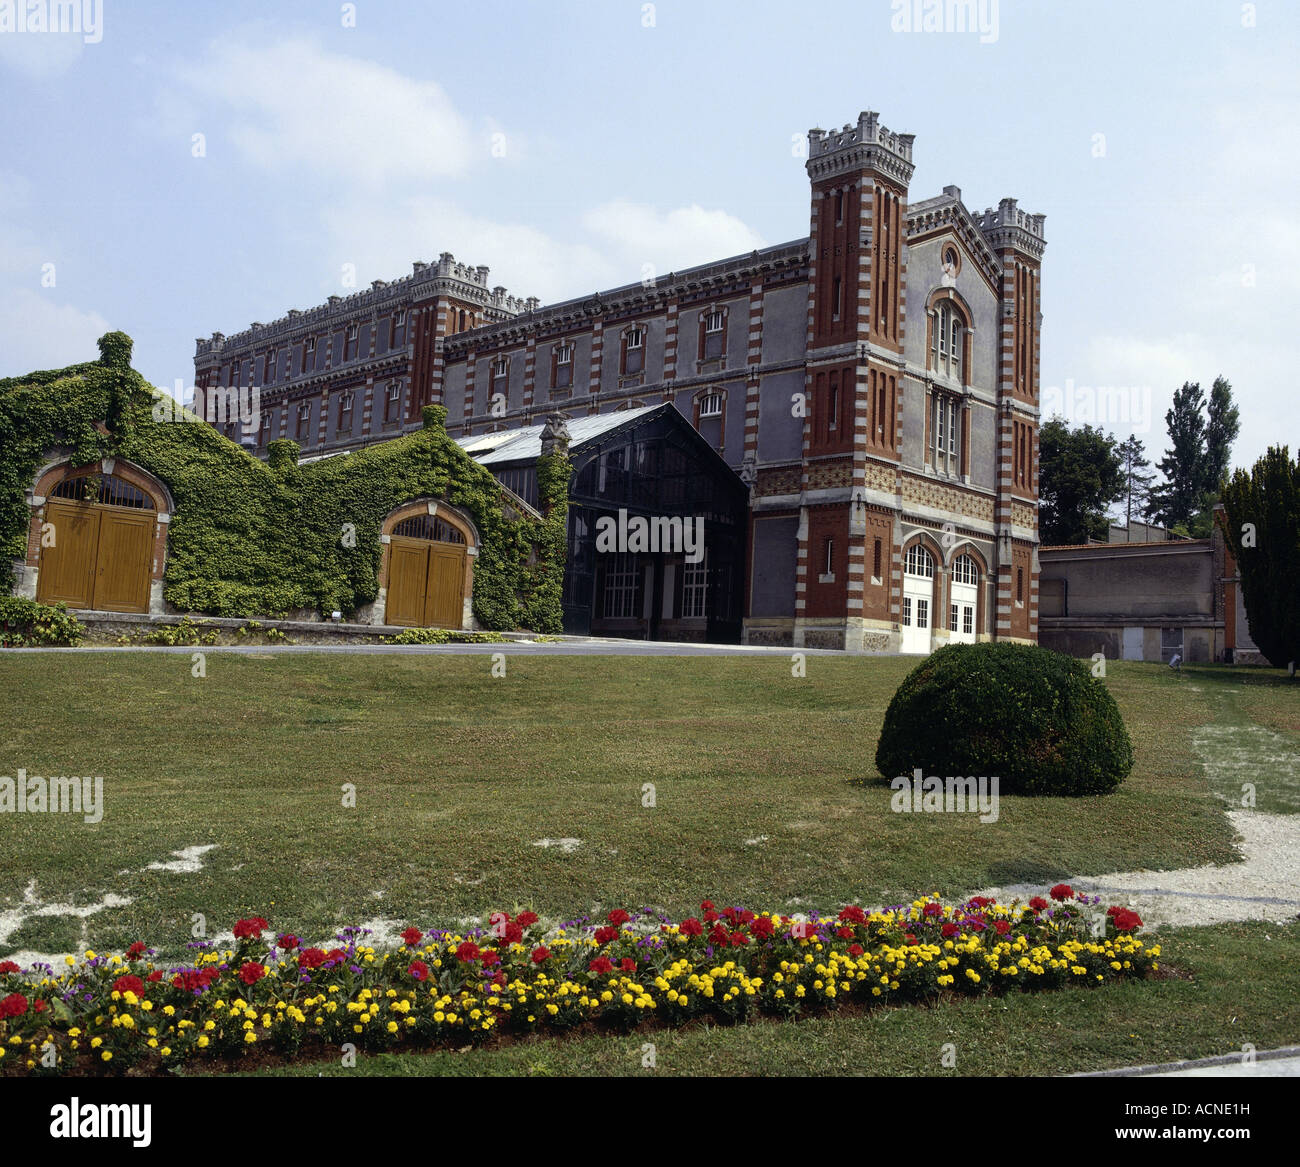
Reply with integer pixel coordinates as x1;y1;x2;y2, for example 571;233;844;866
0;887;1156;1075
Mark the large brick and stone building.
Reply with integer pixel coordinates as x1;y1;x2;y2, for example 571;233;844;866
196;109;1045;650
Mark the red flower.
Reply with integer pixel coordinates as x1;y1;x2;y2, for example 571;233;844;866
1028;897;1049;912
593;926;620;945
325;948;346;964
588;957;615;975
125;942;148;960
278;934;300;952
503;922;524;944
400;927;424;948
848;944;864;956
678;917;703;937
33;998;47;1013
993;919;1011;935
700;900;715;912
967;896;995;909
530;946;550;963
516;911;539;927
113;974;145;997
0;993;27;1018
455;941;481;963
479;949;501;966
1049;884;1074;902
172;969;219;992
751;916;775;939
298;948;327;969
729;931;750;946
1110;908;1143;933
239;962;266;985
607;909;631;926
941;922;960;938
905;933;919;945
147;971;162;982
0;960;20;975
922;902;943;918
491;970;507;987
838;906;867;924
708;923;731;947
233;917;269;940
407;960;429;981
835;926;854;940
620;958;637;972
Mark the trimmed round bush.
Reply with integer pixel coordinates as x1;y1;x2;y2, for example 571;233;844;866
875;642;1133;796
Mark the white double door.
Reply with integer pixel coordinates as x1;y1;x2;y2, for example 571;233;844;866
949;580;977;645
900;574;933;654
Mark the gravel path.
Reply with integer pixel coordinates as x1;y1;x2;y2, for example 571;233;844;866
977;809;1300;928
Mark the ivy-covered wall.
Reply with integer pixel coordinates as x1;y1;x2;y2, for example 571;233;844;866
0;333;569;631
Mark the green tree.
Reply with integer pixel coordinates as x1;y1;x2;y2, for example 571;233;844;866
1151;381;1206;528
1219;446;1300;669
1116;434;1156;527
1204;375;1241;496
1038;416;1125;545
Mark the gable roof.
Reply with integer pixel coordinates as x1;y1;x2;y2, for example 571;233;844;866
456;404;662;466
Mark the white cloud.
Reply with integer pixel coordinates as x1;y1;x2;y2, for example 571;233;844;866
582;200;767;279
175;37;476;187
0;289;110;377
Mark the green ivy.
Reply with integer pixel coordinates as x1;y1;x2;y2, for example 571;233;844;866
0;596;84;647
1;334;570;631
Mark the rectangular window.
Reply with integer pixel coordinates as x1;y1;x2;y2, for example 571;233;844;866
1016;567;1024;605
391;310;406;348
344;324;359;362
823;537;834;577
260;410;274;445
963;606;974;635
681;552;708;619
602;553;639;619
265;350;277;384
303;336;316;374
623;327;644;376
916;598;929;630
385;383;402;424
295;401;311;440
828;382;839;432
832;276;842;320
872;538;882;580
703;309;725;360
338;391;354;434
950;603;959;633
902;596;912;626
553;342;573;389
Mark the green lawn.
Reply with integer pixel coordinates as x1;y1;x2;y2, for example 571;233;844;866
0;653;1284;964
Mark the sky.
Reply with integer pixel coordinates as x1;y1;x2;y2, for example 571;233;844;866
1;0;1296;476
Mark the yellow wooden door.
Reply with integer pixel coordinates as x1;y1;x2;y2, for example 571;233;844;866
386;538;431;626
93;509;153;612
424;544;466;628
36;500;100;609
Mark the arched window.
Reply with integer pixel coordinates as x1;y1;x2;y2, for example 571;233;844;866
951;554;978;585
51;473;153;509
392;514;465;544
930;301;964;381
904;544;934;578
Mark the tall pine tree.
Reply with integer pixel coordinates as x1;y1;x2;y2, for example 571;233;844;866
1116;434;1155;528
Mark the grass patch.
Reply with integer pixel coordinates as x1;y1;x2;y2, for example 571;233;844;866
0;653;1256;962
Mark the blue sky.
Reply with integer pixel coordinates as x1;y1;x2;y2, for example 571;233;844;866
1;0;1295;473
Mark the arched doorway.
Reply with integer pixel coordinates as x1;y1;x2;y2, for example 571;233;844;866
948;552;979;645
36;471;157;613
384;511;469;628
900;542;935;654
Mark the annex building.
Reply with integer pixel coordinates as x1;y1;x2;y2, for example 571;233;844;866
195;109;1045;651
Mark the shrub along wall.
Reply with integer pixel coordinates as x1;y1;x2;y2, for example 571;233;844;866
0;333;568;631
